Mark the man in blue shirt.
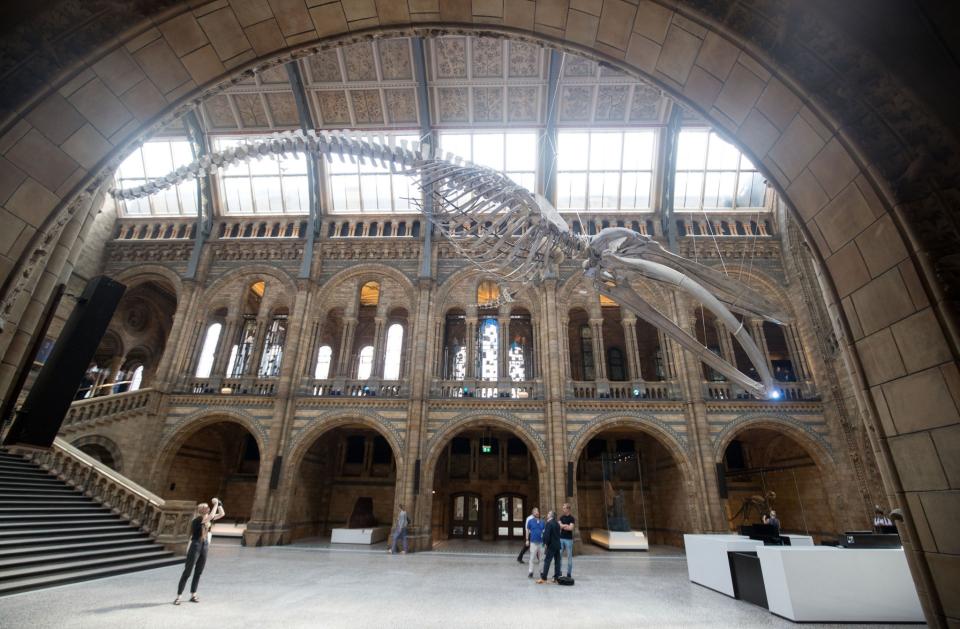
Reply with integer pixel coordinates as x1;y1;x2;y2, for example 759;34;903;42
525;507;545;578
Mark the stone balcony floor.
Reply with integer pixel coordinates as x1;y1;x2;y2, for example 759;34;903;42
0;542;919;628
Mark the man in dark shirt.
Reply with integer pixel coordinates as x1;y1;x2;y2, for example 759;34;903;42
559;502;576;579
536;510;562;584
767;509;781;532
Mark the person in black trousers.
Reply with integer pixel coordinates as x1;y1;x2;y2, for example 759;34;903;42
536;510;562;584
174;498;224;605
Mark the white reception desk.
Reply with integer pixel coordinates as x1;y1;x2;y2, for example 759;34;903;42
684;534;763;596
757;546;924;622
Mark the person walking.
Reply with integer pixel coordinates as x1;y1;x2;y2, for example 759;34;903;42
536;510;562;584
558;503;576;579
174;498;224;605
525;508;545;579
389;503;409;554
517;507;539;564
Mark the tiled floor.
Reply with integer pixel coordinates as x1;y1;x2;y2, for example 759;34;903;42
0;542;923;629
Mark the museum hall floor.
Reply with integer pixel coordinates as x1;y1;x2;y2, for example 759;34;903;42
0;542;922;629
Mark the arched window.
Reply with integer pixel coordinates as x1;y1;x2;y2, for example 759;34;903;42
195;323;222;377
479;318;498;381
508;335;525;381
360;281;380;306
477;280;499;306
357;345;374;380
258;311;288;377
580;325;595;381
607;347;626;381
383;324;404;380
129;365;144;391
314;345;333;379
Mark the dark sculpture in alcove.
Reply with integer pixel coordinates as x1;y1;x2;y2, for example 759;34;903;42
347;497;377;528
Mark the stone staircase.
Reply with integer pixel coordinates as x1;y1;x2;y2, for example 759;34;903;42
0;448;183;596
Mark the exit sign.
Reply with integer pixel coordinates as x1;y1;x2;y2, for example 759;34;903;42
481;444;492;454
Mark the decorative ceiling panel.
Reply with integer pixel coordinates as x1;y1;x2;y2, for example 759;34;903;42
307;50;343;83
343;42;378;82
437;87;468;122
233;93;269;128
508;41;541;78
378;39;413;80
473;87;503;122
350;89;384;124
316;91;351;126
563;56;596;78
434;37;467;79
595;85;629;122
385;88;418;124
265;92;299;127
257;64;289;84
559;86;593;122
507;86;539;123
471;38;503;78
203;94;237;128
629;85;664;122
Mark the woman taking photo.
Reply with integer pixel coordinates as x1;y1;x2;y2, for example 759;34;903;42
174;497;224;605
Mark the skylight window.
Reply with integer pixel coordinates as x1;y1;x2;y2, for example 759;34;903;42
214;136;310;215
556;130;656;212
439;131;537;192
674;129;767;211
115;139;198;216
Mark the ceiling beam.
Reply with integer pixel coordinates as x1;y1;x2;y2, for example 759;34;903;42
413;37;435;279
659;105;683;252
540;49;563;205
183;109;212;280
286;60;322;279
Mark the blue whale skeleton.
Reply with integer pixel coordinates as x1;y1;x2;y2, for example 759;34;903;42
112;130;789;398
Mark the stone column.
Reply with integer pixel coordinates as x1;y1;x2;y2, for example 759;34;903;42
531;319;541;380
784;324;810;381
336;316;358;378
715;320;736;366
497;309;510;393
749;319;775;378
621;313;641;381
464;309;477;380
153;281;198;390
589;318;607;381
371;312;387;379
247;316;268;377
211;315;239;377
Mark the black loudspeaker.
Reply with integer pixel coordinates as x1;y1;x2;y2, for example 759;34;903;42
566;461;574;497
413;459;421;494
4;276;126;448
717;462;729;499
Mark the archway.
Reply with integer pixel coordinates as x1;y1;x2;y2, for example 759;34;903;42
284;423;399;545
72;435;123;473
720;427;839;542
575;427;690;548
430;425;543;545
0;4;955;623
161;421;261;524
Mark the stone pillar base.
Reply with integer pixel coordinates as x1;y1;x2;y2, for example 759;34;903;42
242;521;288;547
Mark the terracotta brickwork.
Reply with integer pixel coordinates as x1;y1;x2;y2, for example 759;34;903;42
1;2;958;625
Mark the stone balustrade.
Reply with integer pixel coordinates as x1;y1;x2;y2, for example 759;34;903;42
114;218;196;241
560;214;658;238
10;438;195;553
63;388;156;430
323;216;421;239
569;380;676;400
432;380;542;399
675;214;775;238
302;379;407;398
216;217;307;239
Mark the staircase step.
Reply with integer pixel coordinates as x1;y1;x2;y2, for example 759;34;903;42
0;538;153;560
0;512;114;521
0;544;165;570
0;478;66;488
0;549;175;582
0;458;39;468
0;529;146;547
0;518;129;532
0;555;184;596
0;507;110;516
0;494;93;503
0;473;62;483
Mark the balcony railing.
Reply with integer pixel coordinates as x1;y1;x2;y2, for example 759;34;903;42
569;381;677;400
432;380;542;400
63;388;156;430
180;376;277;396
302;379;407;398
702;379;817;401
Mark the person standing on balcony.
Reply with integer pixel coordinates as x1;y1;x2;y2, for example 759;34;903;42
174;498;224;605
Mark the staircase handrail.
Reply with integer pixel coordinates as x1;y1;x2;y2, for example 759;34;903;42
11;438;195;553
63;388;157;429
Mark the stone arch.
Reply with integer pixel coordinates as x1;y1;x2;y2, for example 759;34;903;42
70;434;124;473
0;6;953;620
112;265;183;302
150;408;268;487
283;411;406;484
713;413;836;472
314;263;416;312
201;265;297;316
423;412;549;497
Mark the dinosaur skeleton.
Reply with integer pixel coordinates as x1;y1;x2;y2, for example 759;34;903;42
112;130;788;398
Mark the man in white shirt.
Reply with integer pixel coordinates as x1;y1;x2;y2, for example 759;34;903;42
516;507;539;563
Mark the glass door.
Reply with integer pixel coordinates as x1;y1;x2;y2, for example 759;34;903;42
496;494;526;539
450;492;481;538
